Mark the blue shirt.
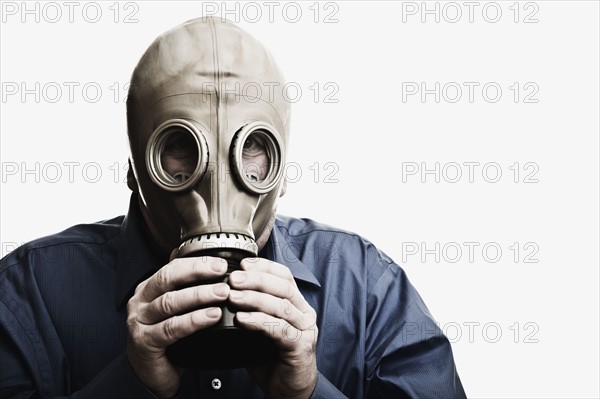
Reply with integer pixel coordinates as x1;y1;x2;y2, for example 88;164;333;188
0;194;465;398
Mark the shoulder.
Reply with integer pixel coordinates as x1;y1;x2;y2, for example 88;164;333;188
275;215;356;237
274;215;397;286
0;216;124;274
275;215;393;260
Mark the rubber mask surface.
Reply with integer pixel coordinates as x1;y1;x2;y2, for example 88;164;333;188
127;16;290;255
126;17;290;368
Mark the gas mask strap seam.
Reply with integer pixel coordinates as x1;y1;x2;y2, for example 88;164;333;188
208;16;223;232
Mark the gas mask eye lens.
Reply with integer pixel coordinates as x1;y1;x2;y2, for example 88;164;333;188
243;135;265;152
160;130;198;183
242;133;269;183
232;122;284;194
146;119;209;192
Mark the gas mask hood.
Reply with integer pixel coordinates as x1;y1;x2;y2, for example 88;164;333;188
126;17;290;257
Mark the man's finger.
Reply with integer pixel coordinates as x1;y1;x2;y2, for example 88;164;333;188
229;270;293;298
229;269;314;316
146;307;222;348
241;258;294;282
140;283;230;324
234;311;318;351
141;256;227;301
229;289;313;331
240;259;315;315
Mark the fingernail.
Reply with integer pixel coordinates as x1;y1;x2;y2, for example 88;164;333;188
229;290;244;300
242;259;257;270
236;311;250;320
212;284;229;297
211;259;227;273
230;271;245;284
206;307;221;319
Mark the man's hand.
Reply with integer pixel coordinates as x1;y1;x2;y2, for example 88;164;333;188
228;258;318;399
126;256;230;398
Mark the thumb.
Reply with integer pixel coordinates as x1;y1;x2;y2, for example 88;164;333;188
169;248;179;262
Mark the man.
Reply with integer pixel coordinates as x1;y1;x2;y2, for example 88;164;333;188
0;17;466;398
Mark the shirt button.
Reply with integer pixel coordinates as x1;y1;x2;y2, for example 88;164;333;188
211;378;222;390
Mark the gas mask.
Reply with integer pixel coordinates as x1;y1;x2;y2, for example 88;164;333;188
126;17;290;369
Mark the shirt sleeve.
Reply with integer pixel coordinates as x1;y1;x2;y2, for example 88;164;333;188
0;313;157;399
0;274;158;399
72;352;159;399
310;372;348;399
364;261;467;398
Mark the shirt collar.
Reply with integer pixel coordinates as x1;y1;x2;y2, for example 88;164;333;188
116;194;321;309
260;221;321;288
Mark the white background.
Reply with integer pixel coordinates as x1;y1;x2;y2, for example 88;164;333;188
1;1;599;397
